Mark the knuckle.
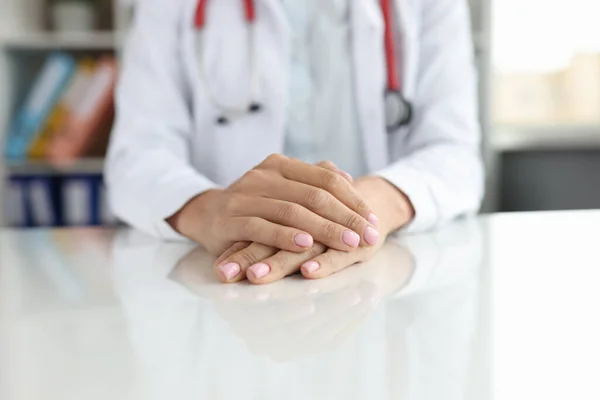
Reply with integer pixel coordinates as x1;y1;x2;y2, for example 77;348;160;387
322;160;338;170
271;226;285;246
344;212;362;230
276;203;300;222
265;153;285;166
321;171;344;191
236;250;261;267
355;198;370;215
320;252;334;267
322;222;339;242
306;188;330;210
242;169;264;183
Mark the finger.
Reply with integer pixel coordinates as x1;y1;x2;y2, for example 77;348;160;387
215;241;251;266
246;243;327;285
301;248;363;280
278;157;377;223
230;217;315;253
315;161;353;183
240;197;375;251
214;242;278;283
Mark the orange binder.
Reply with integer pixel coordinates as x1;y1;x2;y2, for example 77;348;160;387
46;57;118;165
29;59;96;159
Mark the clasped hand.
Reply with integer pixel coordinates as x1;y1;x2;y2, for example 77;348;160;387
168;154;414;284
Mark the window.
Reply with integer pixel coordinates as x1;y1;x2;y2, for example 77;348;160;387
493;0;600;126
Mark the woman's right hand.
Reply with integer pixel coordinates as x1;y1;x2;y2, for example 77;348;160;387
167;154;380;256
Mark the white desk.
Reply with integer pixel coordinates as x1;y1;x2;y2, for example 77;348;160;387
1;211;599;400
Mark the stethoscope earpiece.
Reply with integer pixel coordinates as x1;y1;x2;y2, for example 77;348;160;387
216;103;262;126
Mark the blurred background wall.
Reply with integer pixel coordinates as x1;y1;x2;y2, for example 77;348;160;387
0;0;598;228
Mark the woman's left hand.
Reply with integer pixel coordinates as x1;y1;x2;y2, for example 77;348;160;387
214;175;415;284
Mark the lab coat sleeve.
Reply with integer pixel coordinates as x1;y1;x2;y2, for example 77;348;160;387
105;0;219;240
375;0;484;232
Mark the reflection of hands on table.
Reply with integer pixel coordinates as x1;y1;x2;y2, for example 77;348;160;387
171;242;415;361
214;173;415;285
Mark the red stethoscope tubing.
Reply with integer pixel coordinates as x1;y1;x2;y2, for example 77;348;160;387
195;0;256;28
380;0;400;92
194;0;400;92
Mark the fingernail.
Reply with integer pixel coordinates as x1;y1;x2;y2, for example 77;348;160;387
294;233;314;248
335;169;353;182
364;226;380;245
249;263;271;279
342;230;360;247
219;262;241;281
302;261;320;274
367;212;379;228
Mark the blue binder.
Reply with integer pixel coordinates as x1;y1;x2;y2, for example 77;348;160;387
61;175;102;226
26;176;61;227
4;177;28;227
4;53;76;160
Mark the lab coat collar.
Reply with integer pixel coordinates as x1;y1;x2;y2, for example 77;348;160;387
254;0;418;173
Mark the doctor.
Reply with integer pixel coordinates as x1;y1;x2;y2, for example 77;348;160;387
106;0;483;284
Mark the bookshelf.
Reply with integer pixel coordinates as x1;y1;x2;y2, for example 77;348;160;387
0;0;493;227
6;158;105;176
0;0;130;227
1;31;121;51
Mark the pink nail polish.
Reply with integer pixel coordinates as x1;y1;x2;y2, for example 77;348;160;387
364;226;380;245
294;233;314;248
367;212;379;228
342;230;360;247
249;263;271;279
219;262;241;281
302;261;320;274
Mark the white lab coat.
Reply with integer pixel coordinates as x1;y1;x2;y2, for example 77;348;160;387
105;0;483;240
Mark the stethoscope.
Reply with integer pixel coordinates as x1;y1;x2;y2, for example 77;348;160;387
194;0;412;131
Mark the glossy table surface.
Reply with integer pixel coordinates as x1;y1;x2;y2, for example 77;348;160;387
1;211;600;400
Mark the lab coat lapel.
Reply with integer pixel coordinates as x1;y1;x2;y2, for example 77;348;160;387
395;0;419;98
255;0;291;141
350;0;389;172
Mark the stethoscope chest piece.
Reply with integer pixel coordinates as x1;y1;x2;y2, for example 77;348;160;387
384;90;412;132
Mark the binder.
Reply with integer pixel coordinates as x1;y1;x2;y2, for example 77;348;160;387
27;177;60;227
3;177;27;227
4;53;77;160
28;59;97;159
47;57;118;164
61;175;103;226
62;176;91;226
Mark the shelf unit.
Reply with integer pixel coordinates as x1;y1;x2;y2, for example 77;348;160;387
0;0;129;227
0;31;121;51
6;158;105;177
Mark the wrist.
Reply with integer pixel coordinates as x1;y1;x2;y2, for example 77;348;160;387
354;176;415;233
166;189;223;244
